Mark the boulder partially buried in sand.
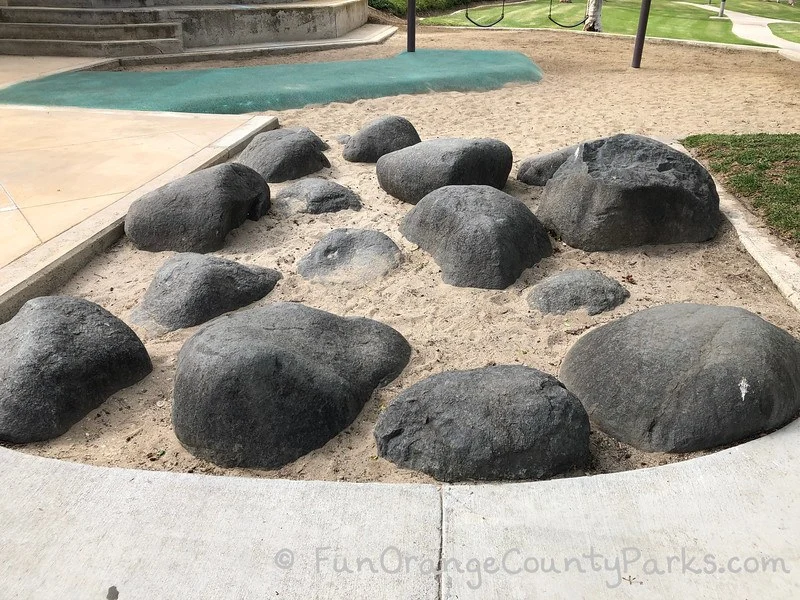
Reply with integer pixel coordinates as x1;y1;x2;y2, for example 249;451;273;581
376;137;513;204
172;303;411;468
536;134;722;251
136;253;282;331
297;229;402;284
374;365;591;482
125;163;269;253
400;185;552;289
0;296;152;443
274;178;362;215
559;303;800;453
235;127;331;183
527;269;629;315
517;145;578;186
343;115;421;163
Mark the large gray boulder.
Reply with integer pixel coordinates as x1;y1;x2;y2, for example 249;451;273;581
298;229;402;284
251;127;329;152
0;297;152;443
136;253;282;331
536;134;722;251
173;303;411;468
400;185;552;289
528;269;629;315
560;303;800;453
235;127;330;183
374;365;591;482
376;138;513;204
517;145;578;186
125;163;269;253
274;178;361;215
343;116;421;163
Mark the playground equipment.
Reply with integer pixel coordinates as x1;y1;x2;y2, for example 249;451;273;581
466;0;506;27
405;0;653;69
548;0;590;29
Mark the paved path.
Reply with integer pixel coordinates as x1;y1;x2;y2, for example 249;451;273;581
1;414;799;598
685;3;800;58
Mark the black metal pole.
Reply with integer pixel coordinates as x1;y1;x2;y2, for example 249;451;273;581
631;0;652;68
407;0;416;52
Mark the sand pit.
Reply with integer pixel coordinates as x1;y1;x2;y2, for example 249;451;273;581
7;28;800;483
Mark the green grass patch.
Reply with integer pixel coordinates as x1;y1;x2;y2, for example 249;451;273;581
369;0;466;17
684;0;800;22
422;0;770;45
682;134;800;242
770;22;800;42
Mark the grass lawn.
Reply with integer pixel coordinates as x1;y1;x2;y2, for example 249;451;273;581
685;0;800;22
422;0;770;46
683;134;800;242
770;22;800;42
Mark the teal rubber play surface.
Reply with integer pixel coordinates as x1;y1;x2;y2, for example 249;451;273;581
0;50;542;114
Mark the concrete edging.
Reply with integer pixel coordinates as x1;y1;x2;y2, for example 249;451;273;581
0;112;278;324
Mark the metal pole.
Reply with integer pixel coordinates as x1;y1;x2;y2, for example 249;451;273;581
407;0;416;52
718;0;726;17
631;0;652;68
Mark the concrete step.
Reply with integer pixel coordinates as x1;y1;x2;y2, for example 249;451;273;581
0;37;184;56
0;21;181;41
0;1;368;48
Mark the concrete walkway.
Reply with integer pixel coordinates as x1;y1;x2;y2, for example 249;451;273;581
1;416;798;598
686;3;800;59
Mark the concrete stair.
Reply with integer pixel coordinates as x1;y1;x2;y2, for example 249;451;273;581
0;0;368;57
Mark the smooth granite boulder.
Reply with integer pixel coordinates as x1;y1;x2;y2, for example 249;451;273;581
274;178;362;214
517;145;578;186
560;303;800;453
375;365;591;482
400;185;552;289
125;163;269;253
235;127;330;183
173;303;411;468
0;296;152;443
343;116;421;163
528;269;629;315
376;138;513;204
297;229;402;284
536;134;722;251
136;253;282;331
252;127;329;152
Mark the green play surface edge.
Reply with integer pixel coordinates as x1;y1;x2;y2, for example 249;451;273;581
0;50;543;114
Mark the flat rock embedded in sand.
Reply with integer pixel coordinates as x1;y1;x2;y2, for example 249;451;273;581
136;253;282;331
274;178;362;215
297;228;401;284
527;269;629;315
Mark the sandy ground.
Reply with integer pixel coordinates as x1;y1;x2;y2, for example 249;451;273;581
8;28;800;484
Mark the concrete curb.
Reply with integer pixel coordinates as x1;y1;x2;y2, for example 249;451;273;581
0;113;278;324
